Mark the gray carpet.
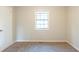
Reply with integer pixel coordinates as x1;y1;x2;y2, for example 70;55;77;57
3;42;78;52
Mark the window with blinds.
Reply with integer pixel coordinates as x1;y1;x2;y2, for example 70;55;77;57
35;11;49;30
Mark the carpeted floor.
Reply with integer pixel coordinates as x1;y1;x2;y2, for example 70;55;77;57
3;42;78;52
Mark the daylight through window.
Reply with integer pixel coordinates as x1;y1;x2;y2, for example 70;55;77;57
35;11;49;30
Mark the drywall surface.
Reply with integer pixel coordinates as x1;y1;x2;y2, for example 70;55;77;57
67;7;79;51
15;6;67;42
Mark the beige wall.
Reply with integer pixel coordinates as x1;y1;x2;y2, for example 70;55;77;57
12;7;16;42
67;7;79;50
0;7;15;51
15;6;67;42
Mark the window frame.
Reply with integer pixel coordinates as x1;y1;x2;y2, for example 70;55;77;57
35;11;49;30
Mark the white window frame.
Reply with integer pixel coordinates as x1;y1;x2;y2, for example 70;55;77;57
35;11;49;30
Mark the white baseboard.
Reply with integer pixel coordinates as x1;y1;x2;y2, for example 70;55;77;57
0;42;15;52
16;39;66;42
67;41;79;51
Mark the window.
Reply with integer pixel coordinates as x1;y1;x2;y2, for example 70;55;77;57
35;11;49;30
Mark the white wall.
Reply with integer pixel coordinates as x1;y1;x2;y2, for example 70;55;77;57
0;7;15;51
67;7;79;51
15;6;67;42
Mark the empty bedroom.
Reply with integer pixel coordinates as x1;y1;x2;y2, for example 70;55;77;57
0;6;79;52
